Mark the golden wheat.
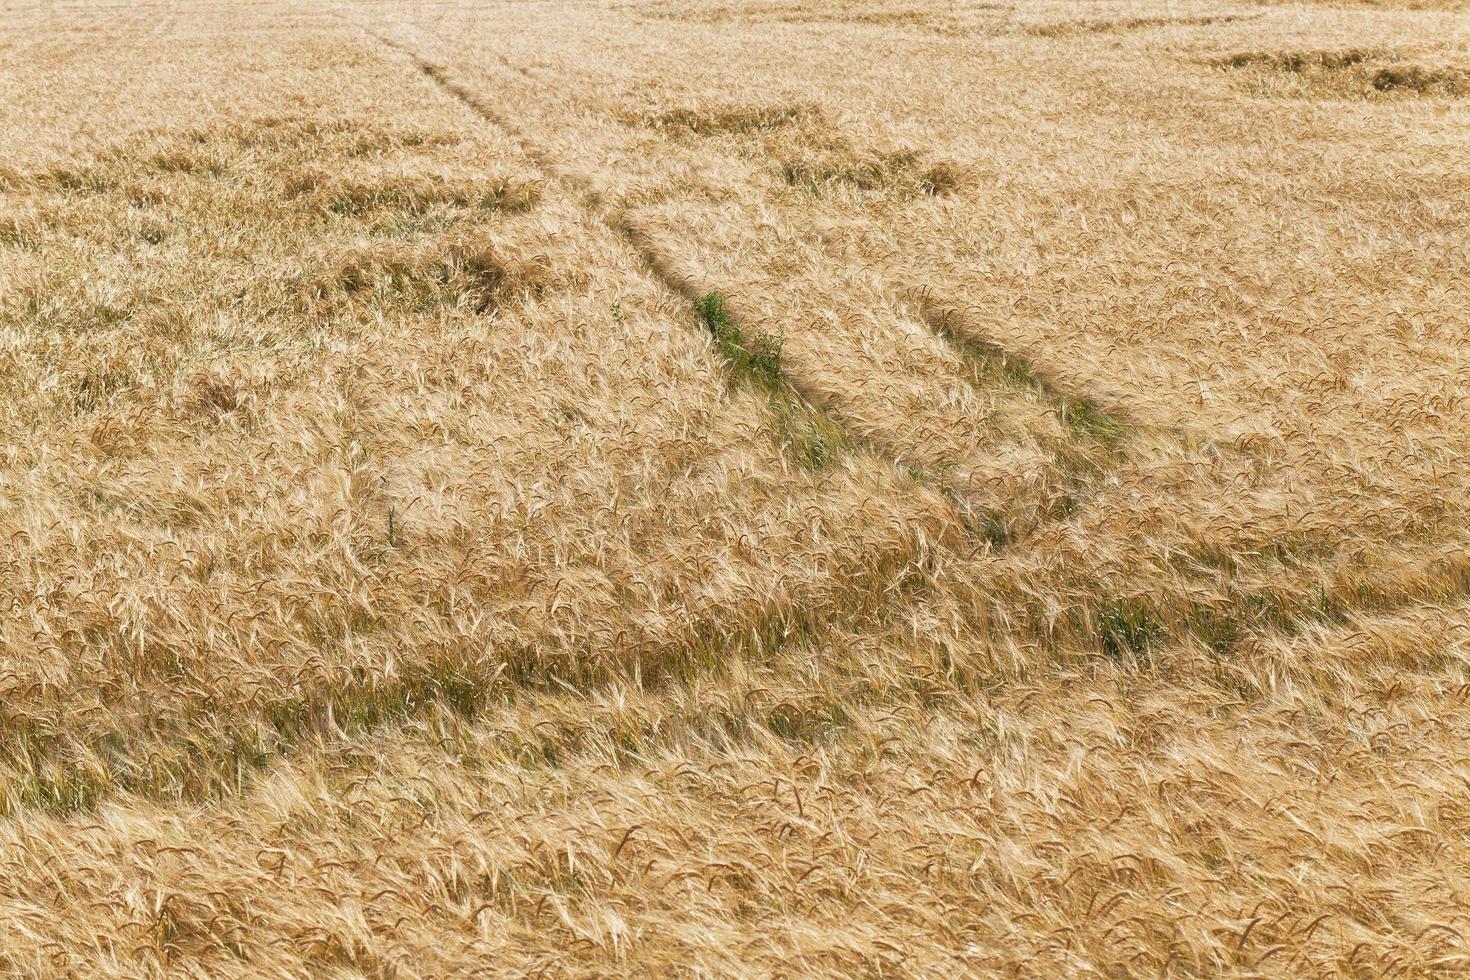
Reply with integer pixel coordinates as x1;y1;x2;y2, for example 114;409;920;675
1;0;1468;974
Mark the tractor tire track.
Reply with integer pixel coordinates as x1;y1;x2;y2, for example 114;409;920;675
486;47;1139;544
365;29;984;531
388;40;1086;541
364;21;1470;668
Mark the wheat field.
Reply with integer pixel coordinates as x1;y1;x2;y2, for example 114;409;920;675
1;0;1468;974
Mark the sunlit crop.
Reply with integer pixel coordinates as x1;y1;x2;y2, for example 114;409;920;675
1;0;1468;974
